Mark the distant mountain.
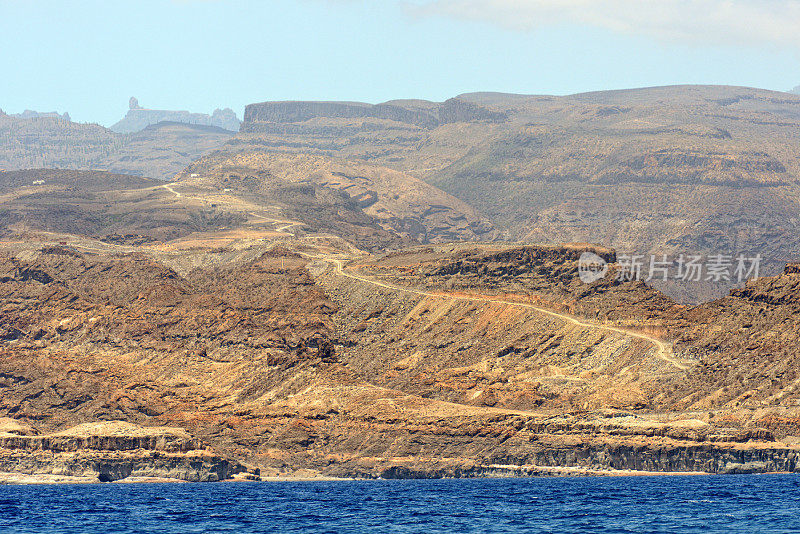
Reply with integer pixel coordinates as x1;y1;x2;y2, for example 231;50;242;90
0;109;70;121
110;97;240;133
238;85;800;301
791;86;800;95
0;114;234;180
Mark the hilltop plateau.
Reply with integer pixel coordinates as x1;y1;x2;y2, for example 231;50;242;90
0;169;244;241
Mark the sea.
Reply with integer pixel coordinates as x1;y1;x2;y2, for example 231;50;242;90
2;474;799;533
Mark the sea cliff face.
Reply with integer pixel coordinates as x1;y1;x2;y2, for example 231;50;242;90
0;421;249;483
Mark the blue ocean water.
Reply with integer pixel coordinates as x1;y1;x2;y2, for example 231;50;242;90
1;474;799;533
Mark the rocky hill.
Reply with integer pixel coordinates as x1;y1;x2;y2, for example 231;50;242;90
5;85;799;300
0;247;335;477
0;166;493;251
0;169;244;241
241;98;504;130
2;85;800;480
351;244;800;415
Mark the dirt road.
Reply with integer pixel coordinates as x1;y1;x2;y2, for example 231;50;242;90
325;258;689;371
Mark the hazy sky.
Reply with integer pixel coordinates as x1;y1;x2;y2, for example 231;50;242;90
1;0;798;125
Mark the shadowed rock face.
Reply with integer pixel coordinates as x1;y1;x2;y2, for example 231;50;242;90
0;420;248;482
243;101;441;129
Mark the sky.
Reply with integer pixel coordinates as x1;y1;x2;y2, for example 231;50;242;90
0;0;798;126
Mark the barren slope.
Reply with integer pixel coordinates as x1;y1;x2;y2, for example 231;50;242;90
236;85;800;300
2;235;800;478
176;151;496;246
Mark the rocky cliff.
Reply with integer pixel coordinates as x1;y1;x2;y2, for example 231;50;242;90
242;101;440;129
241;98;505;132
0;420;247;483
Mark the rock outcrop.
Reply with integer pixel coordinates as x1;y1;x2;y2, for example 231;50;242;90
240;98;506;133
242;101;440;130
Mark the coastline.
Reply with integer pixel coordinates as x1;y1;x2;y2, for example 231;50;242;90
6;466;797;485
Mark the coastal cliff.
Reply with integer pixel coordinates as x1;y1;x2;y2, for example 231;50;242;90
0;420;250;483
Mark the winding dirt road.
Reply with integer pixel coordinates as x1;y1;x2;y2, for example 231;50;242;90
161;183;181;198
325;258;688;371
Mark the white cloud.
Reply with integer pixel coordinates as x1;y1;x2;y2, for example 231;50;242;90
404;0;800;47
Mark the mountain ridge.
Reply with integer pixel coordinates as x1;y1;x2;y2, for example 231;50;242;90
110;97;241;133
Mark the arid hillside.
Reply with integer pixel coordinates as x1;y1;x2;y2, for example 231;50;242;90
352;245;800;417
236;85;800;300
0;169;245;241
0;165;494;251
176;151;496;246
4;85;799;300
2;234;800;480
2;85;800;481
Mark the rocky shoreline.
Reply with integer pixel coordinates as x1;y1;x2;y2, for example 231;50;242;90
3;418;800;485
0;420;253;484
